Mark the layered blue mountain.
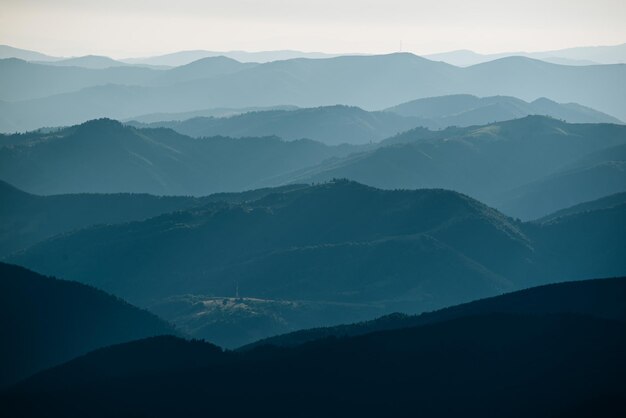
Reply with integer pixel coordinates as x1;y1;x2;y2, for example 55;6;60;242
0;118;358;195
499;143;626;218
3;277;625;418
128;105;424;145
385;94;621;125
283;116;626;219
0;180;304;257
127;96;619;146
1;116;624;220
0;262;175;388
1;53;625;132
424;42;626;66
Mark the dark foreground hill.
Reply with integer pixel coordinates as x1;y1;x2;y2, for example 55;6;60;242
0;263;175;388
7;181;626;347
3;313;625;418
243;276;626;349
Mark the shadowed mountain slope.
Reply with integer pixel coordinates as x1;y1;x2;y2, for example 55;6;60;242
0;262;175;388
0;119;358;195
243;276;626;349
537;192;626;223
6;180;626;346
498;143;626;219
0;180;306;257
3;313;625;418
285;116;626;219
6;181;530;307
2;116;624;221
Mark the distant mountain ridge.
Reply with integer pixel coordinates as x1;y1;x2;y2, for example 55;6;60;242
425;43;626;66
0;45;59;62
128;105;425;145
283;116;626;219
34;55;134;69
0;118;361;195
2;52;625;132
126;105;300;124
385;94;622;125
127;97;620;146
2;116;624;220
123;49;343;65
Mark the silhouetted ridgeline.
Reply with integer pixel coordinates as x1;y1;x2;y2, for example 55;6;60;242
242;276;626;349
2;314;625;417
0;262;176;388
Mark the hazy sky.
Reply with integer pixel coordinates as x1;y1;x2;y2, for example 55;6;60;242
1;0;625;58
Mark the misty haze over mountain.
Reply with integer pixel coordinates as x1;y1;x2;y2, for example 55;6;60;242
1;1;626;415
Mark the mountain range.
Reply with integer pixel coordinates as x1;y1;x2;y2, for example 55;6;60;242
2;116;624;220
0;118;359;195
2;37;626;418
386;94;621;125
4;42;625;67
1;52;625;132
0;179;306;257
2;276;624;418
5;180;625;346
275;116;626;219
127;96;620;146
128;105;422;145
425;42;626;66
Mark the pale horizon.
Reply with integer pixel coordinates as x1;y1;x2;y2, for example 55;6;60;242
3;41;626;61
1;0;625;59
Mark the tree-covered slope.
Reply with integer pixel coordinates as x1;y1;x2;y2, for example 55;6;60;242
3;313;625;418
0;262;175;388
0;118;357;195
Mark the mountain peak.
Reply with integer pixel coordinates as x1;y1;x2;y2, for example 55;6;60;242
77;118;125;132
